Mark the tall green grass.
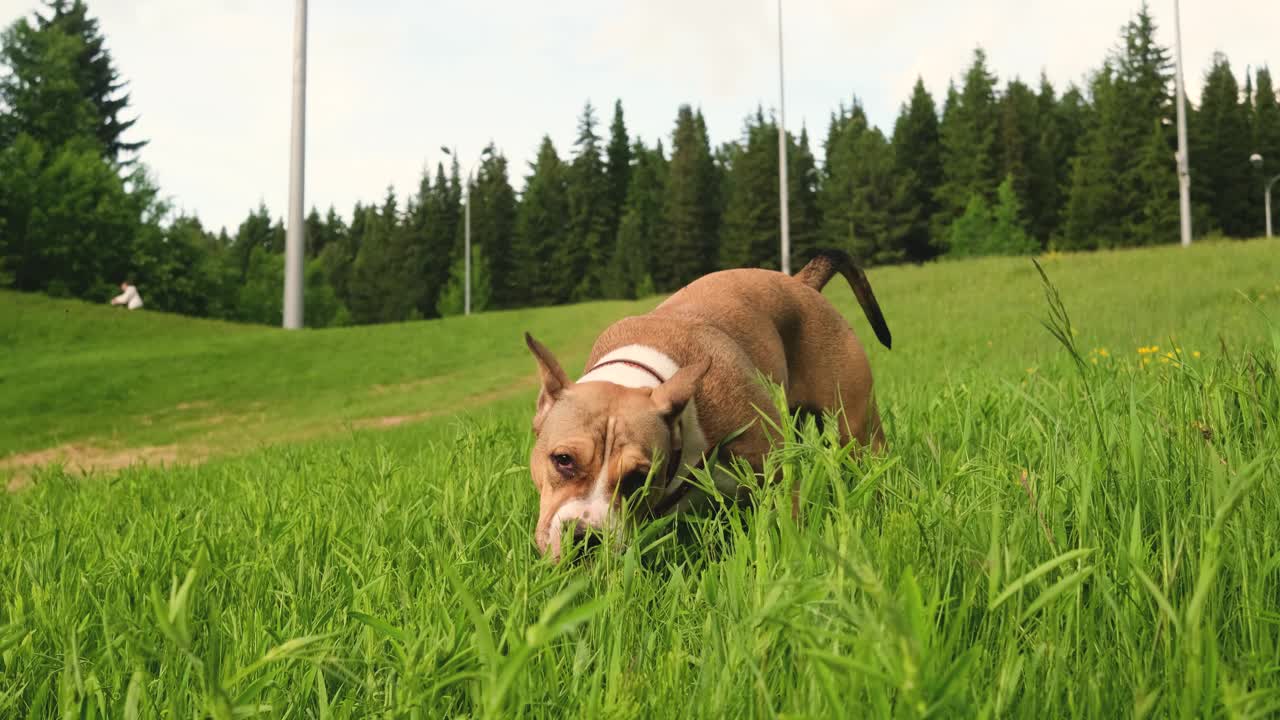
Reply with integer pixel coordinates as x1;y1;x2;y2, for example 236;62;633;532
1;243;1278;716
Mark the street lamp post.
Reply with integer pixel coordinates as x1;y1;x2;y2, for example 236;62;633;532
283;0;307;328
441;146;492;315
776;0;790;275
1172;0;1193;247
1250;153;1279;239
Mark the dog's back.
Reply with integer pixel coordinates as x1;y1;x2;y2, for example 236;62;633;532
585;252;890;447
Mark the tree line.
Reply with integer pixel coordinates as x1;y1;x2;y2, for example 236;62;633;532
2;1;1277;327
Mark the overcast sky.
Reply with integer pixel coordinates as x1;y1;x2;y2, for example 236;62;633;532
3;1;1277;233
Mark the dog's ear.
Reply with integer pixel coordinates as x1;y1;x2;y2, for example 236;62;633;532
651;357;710;421
525;332;571;431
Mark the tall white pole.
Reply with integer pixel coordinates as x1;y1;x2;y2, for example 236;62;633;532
776;0;790;275
283;0;307;328
464;176;472;316
1267;176;1277;239
1172;0;1192;247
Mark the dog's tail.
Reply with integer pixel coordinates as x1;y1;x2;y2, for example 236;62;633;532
793;248;892;349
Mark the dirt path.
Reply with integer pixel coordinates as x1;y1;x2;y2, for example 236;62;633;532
352;382;527;429
2;443;201;491
4;376;533;492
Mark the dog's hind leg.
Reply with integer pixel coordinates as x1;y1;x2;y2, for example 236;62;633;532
828;334;883;452
785;314;881;451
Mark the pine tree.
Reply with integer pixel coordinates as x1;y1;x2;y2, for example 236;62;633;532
713;141;736;240
997;78;1039;226
604;100;632;257
788;127;823;266
714;111;817;271
234;246;283;325
945;194;993;257
1026;75;1078;245
719;108;781;270
603;140;667;298
436;161;463;306
402;168;433;316
347;202;370;255
936;49;1000;224
0;17;96;150
988;175;1037;254
0;133;139;296
1253;67;1280;236
1;1;141;159
467;146;516;308
232;203;277;283
304;256;347;327
516;137;571;306
1119;3;1172;117
891;78;943;261
820;100;916;264
1053;85;1090;168
315;206;352;313
437;243;491;316
564;102;610;301
401;161;464;319
1132;118;1180;244
236;242;345;327
34;0;143;161
1192;53;1252;236
1061;67;1124;250
407;162;460;317
1254;67;1280;161
659;105;719;290
318;202;363;311
0;11;143;297
1118;3;1177;245
349;188;418;323
1243;69;1256;147
695;110;724;242
1061;3;1175;249
304;207;326;257
131;214;232;318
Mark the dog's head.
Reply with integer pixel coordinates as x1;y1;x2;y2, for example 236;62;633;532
523;333;709;560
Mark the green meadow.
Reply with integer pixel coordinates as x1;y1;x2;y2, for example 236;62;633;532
1;239;1278;717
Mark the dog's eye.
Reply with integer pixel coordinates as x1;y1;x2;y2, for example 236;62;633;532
620;467;651;497
551;453;575;473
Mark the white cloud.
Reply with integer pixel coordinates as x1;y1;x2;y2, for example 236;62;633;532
1;0;1276;232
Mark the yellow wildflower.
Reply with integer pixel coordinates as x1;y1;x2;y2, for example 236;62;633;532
1099;348;1109;357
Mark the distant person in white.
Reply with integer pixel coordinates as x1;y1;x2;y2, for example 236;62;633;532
110;281;144;310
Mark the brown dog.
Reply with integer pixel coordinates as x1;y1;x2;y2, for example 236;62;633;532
524;249;892;559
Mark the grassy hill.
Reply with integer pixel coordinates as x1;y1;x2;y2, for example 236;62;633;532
0;287;666;465
3;239;1276;467
1;239;1278;717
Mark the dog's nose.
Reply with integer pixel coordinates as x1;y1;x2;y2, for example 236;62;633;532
568;521;603;551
